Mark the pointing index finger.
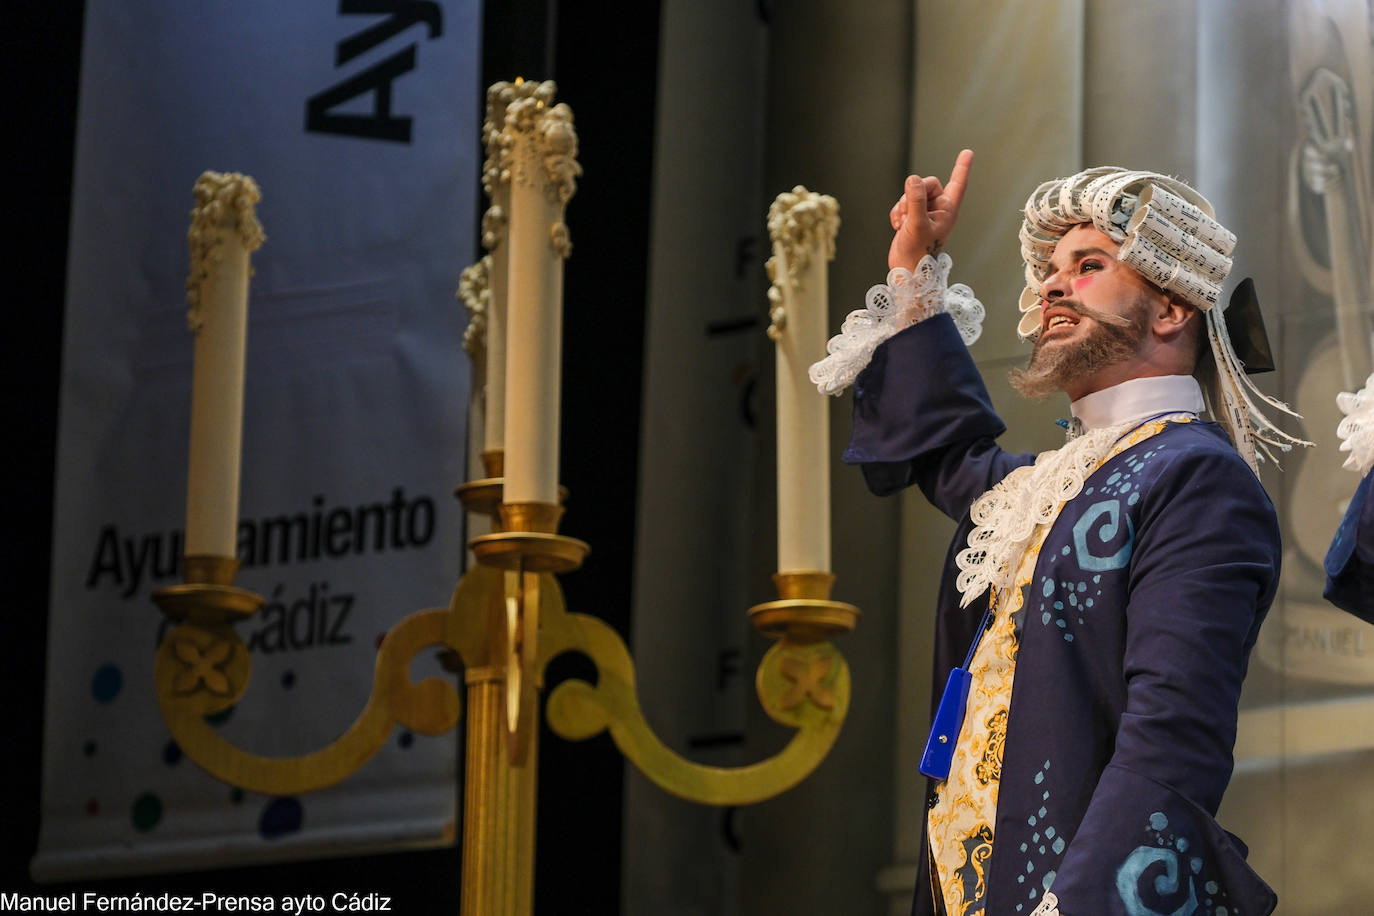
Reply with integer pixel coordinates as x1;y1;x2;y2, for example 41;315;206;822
943;149;974;214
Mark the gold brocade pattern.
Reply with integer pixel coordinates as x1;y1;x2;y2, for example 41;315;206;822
927;417;1188;914
929;534;1043;916
975;709;1007;786
962;825;995;906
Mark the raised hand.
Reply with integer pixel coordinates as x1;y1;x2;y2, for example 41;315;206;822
888;148;974;272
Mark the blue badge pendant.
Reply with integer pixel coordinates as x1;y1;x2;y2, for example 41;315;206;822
920;665;972;780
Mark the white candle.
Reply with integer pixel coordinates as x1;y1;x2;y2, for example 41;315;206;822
458;256;493;557
479;81;523;456
184;171;264;558
484;188;509;455
499;89;579;504
768;188;839;573
458;254;491;479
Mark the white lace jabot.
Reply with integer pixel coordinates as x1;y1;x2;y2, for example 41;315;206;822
954;379;1202;609
1071;375;1204;432
955;423;1134;606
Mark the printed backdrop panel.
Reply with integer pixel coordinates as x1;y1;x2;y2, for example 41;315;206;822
35;0;480;879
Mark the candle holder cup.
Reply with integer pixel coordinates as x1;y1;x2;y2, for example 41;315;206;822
454;450;508;519
748;570;861;644
151;555;264;625
470;501;590;574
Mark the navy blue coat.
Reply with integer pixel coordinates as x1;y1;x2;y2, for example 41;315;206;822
1325;471;1374;619
846;315;1279;916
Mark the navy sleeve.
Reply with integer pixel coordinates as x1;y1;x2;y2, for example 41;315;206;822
843;313;1032;520
1049;445;1280;915
1324;471;1374;620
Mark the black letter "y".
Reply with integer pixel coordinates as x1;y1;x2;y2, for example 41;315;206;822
336;0;442;64
305;1;443;143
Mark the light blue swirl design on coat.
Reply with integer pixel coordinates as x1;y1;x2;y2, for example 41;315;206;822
1116;846;1199;916
1072;499;1134;571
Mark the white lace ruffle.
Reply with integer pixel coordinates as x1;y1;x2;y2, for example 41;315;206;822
1029;892;1060;916
1337;372;1374;475
808;253;984;396
954;423;1132;608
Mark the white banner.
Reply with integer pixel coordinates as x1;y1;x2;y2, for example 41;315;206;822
35;0;480;879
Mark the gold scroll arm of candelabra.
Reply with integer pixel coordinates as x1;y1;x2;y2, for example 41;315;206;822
153;572;461;795
537;575;855;806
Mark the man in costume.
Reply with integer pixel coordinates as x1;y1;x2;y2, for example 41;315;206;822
810;153;1306;916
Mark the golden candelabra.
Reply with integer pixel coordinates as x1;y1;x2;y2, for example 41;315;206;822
153;77;856;916
151;451;858;915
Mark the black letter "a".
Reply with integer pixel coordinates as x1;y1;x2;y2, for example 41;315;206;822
86;525;123;589
306;45;417;143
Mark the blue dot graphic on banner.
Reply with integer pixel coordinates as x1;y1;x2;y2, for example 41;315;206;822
162;740;182;766
259;797;304;840
131;793;162;832
91;664;122;703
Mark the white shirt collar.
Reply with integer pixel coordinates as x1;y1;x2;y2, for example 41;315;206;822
1070;375;1205;432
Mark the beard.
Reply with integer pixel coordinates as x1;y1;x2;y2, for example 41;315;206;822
1008;297;1151;400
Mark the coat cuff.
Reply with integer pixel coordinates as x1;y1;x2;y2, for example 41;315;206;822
842;313;1004;466
1325;471;1374;620
1048;764;1276;916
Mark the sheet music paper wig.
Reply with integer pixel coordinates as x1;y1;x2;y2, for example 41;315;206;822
1015;167;1309;472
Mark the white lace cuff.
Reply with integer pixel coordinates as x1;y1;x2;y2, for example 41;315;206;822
1029;892;1060;916
1337;372;1374;475
808;252;984;396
